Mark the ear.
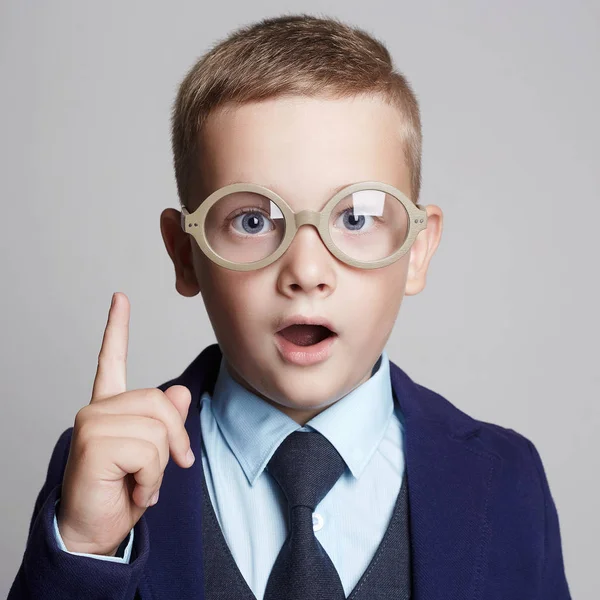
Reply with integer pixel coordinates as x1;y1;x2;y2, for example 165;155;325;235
160;208;201;297
404;205;443;296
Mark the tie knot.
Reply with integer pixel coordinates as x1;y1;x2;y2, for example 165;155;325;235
267;430;347;511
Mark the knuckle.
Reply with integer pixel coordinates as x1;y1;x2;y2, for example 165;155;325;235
149;417;169;442
142;438;161;467
144;387;165;409
74;409;93;441
152;469;163;488
74;406;89;428
76;420;93;446
152;387;168;403
148;389;174;425
96;349;109;364
75;431;95;463
96;353;124;374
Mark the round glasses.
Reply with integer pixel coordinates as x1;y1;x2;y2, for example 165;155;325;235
180;181;428;271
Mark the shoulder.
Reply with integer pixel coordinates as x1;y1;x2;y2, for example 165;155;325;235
411;377;540;469
411;380;553;524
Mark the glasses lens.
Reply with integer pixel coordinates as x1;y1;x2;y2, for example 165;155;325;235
328;190;409;262
204;191;286;264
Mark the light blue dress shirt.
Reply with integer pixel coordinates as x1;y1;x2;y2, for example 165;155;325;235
53;349;406;599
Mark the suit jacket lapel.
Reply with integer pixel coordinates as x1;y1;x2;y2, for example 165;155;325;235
390;360;502;599
142;344;501;600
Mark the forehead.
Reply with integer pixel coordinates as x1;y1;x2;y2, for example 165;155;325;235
196;94;411;207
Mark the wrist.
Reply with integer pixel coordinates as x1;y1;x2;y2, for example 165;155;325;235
57;517;120;556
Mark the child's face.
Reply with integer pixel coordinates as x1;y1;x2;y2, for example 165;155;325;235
161;93;442;424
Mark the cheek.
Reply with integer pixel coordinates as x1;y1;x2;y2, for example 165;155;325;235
200;268;269;330
383;257;410;299
349;266;407;332
354;264;407;307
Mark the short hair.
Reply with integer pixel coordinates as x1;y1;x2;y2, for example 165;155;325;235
171;14;422;212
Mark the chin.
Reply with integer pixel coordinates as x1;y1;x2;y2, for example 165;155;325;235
268;377;346;409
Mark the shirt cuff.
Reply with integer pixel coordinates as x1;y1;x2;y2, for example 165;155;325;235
53;498;134;563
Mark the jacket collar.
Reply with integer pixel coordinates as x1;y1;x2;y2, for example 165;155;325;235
141;343;501;600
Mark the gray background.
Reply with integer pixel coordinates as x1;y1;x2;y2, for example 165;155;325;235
1;0;598;597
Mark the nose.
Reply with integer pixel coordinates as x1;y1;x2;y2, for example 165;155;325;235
276;223;336;296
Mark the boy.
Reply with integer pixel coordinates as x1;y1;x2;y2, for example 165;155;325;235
9;13;571;600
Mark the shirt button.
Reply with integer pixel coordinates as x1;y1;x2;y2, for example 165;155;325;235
312;512;324;532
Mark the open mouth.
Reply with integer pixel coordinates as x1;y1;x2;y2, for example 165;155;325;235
276;324;337;347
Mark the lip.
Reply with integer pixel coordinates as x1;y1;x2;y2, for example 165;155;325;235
274;330;338;366
275;314;338;335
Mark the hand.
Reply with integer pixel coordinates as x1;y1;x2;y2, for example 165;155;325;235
56;292;195;556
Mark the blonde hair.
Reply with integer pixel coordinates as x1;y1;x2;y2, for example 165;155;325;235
171;14;422;210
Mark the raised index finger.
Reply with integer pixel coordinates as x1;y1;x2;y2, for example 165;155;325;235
91;292;129;402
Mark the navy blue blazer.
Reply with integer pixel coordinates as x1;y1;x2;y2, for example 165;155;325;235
9;343;571;599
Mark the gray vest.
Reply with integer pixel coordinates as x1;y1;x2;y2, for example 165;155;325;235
200;429;412;599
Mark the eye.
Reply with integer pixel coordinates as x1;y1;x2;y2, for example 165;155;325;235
333;208;376;232
229;208;275;235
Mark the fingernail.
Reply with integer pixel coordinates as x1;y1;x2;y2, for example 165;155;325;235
148;490;159;506
111;293;116;308
186;448;195;466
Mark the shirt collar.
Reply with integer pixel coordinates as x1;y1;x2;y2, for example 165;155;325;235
208;350;395;486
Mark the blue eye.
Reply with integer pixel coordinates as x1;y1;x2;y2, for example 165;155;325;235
334;208;375;232
230;209;274;235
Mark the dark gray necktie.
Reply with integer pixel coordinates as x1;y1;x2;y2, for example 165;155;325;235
264;430;347;600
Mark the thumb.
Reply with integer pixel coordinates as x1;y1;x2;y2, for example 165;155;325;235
164;385;192;422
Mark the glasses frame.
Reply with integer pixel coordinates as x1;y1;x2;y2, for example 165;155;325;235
180;181;428;271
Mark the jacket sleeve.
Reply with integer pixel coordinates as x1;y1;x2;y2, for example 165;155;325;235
7;427;150;600
526;439;572;599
